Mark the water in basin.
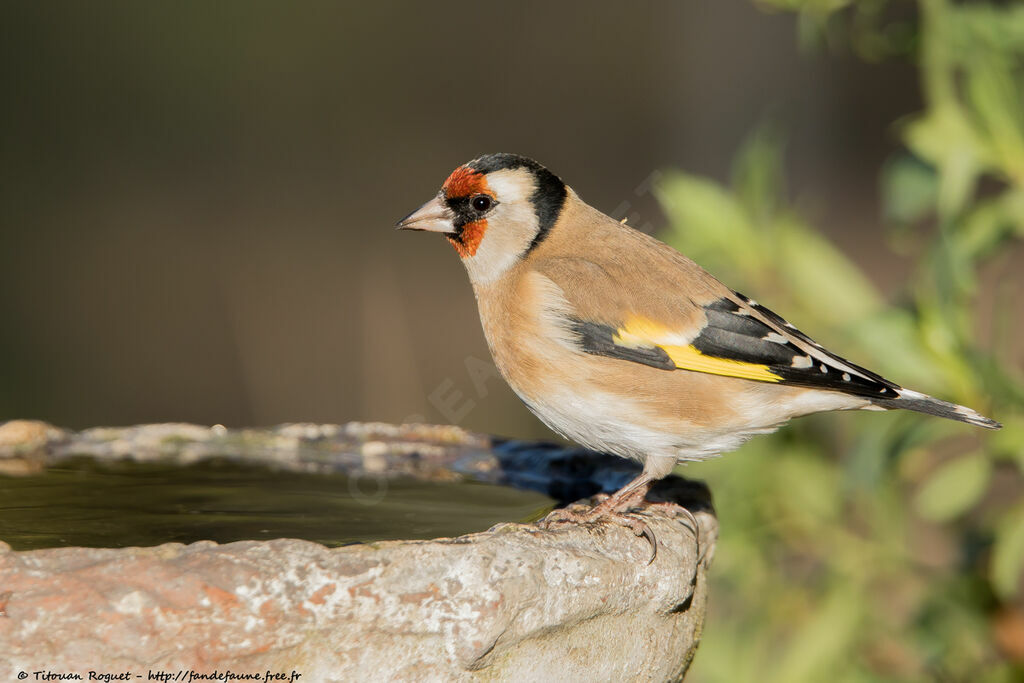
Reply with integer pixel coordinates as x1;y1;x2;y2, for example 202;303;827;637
0;457;555;551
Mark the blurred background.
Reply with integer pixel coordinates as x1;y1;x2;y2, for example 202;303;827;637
2;1;1022;680
1;0;921;430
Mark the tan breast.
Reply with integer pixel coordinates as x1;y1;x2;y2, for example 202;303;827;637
479;259;706;407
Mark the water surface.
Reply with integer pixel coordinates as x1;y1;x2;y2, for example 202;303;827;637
0;457;555;551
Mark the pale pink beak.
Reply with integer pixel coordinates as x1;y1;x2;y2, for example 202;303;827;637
396;194;456;234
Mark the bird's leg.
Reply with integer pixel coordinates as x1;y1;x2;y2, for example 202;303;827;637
544;471;655;522
588;472;656;515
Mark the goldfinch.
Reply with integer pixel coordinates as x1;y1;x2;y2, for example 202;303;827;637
398;153;1000;536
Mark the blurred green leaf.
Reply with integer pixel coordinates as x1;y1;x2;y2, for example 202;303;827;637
989;415;1024;469
991;504;1024;599
949;5;1024;55
957;193;1022;260
883;155;938;224
913;453;991;522
966;54;1024;187
656;172;765;278
776;217;884;324
774;448;842;525
903;105;985;219
732;122;786;222
1007;189;1024;237
769;587;864;683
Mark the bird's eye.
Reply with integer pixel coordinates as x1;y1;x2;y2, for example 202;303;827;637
471;194;493;212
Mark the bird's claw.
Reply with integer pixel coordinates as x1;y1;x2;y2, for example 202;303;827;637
633;518;658;564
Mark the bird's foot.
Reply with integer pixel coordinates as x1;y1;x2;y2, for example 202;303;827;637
541;483;660;563
540;478;706;566
542;505;658;564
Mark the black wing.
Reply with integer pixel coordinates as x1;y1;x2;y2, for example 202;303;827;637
569;293;902;399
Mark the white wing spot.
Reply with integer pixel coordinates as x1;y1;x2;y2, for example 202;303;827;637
764;332;789;345
792;355;813;369
819;364;828;373
842;372;851;381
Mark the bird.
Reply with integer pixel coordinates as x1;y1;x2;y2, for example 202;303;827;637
397;152;1001;554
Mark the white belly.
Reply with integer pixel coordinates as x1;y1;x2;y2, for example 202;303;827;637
515;386;774;464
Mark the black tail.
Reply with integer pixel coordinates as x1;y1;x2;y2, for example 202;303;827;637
872;388;1001;430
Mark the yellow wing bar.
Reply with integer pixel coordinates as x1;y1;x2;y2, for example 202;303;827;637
613;316;782;383
660;344;782;382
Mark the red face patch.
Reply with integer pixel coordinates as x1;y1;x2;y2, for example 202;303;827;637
442;165;487;199
441;165;493;259
446;221;486;258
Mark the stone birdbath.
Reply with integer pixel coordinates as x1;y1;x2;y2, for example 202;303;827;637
0;419;716;681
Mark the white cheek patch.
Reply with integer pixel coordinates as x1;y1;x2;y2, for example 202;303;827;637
462;170;541;285
485;169;535;204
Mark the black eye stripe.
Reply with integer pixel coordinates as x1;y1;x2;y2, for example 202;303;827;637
445;194;497;229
